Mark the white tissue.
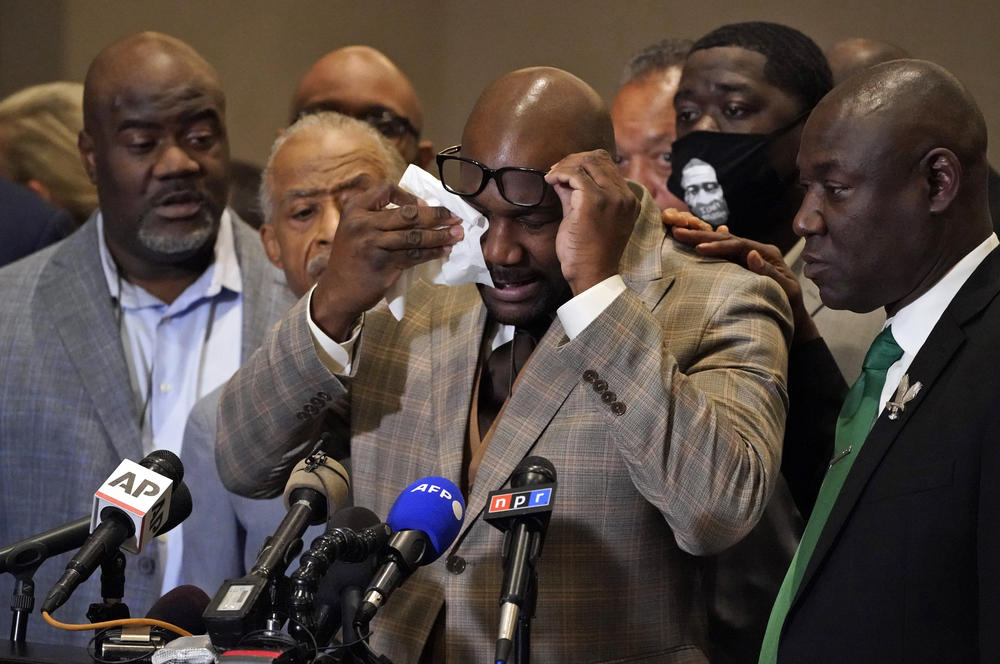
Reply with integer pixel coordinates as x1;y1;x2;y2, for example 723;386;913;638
385;164;493;320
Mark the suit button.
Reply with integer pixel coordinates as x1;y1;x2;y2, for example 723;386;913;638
303;403;318;415
593;379;608;393
610;401;626;416
446;554;466;574
582;370;598;383
296;411;308;420
138;557;156;575
601;391;617;403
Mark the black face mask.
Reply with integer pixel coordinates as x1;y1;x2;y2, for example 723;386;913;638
667;114;807;237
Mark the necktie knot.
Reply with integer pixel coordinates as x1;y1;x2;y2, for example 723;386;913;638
862;326;904;372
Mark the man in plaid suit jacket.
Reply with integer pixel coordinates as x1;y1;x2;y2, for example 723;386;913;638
216;67;791;663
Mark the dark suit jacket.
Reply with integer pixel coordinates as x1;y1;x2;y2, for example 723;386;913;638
0;212;289;645
777;247;1000;663
0;175;75;268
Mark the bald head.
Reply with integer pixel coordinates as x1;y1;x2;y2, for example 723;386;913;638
292;46;422;127
84;31;224;136
817;59;986;176
463;67;614;164
795;59;990;314
78;32;230;289
826;37;911;86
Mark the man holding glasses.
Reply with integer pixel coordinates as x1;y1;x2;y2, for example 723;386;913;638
216;67;791;663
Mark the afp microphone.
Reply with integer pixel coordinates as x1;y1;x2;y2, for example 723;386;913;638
41;450;189;614
354;477;465;631
203;451;350;648
484;456;557;664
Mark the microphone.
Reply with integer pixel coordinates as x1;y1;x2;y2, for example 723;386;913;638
1;516;90;575
203;451;350;649
148;585;212;635
483;456;557;664
287;507;389;644
354;477;465;631
41;451;190;614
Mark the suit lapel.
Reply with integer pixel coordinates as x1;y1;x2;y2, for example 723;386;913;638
431;285;487;484
462;320;578;525
793;247;1000;605
40;217;142;461
232;214;295;361
455;186;671;540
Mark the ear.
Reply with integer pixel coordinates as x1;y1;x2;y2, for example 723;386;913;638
259;223;284;269
78;130;98;184
923;147;960;214
416;139;435;170
25;179;54;203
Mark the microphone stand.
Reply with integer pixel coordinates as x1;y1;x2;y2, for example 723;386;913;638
513;568;537;664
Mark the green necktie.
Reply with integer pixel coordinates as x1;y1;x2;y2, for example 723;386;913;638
759;326;904;663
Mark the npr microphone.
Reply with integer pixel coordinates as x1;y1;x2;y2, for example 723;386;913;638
42;451;189;614
484;456;557;664
354;477;465;631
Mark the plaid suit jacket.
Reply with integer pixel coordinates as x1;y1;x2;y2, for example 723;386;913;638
0;211;290;645
217;187;792;662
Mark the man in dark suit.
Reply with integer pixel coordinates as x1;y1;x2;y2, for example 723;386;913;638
760;59;1000;663
0;174;74;267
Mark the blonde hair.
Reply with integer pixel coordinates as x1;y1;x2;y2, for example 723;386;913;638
0;82;97;225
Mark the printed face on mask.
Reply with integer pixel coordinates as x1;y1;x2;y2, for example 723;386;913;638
680;159;728;226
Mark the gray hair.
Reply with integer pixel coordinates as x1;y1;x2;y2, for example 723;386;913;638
621;38;693;86
259;111;407;219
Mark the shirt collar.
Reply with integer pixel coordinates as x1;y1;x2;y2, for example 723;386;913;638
886;233;999;356
97;208;242;308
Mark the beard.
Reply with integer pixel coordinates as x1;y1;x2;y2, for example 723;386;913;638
135;204;221;258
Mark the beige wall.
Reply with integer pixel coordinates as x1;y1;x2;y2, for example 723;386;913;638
2;0;999;166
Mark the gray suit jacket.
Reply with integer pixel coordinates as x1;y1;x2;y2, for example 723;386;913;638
216;187;792;662
0;211;289;645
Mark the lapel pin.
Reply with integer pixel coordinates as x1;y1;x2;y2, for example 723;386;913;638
886;374;922;421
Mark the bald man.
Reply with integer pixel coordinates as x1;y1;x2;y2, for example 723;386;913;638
0;32;289;644
759;60;1000;663
217;66;791;662
291;45;433;167
825;37;910;86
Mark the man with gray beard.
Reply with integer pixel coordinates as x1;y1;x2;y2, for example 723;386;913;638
0;31;290;644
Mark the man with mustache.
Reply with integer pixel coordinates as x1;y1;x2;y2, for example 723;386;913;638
179;111;406;590
216;66;791;662
0;32;290;644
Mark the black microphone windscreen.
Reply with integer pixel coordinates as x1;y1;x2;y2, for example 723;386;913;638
156;482;193;536
146;584;211;635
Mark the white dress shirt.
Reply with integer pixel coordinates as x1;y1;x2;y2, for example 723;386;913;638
97;210;244;593
306;275;628;374
878;233;999;415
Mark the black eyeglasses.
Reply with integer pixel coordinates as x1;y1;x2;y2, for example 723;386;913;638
436;145;552;208
357;108;419;140
295;105;419;140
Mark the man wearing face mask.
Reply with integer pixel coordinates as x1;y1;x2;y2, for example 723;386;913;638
664;22;885;664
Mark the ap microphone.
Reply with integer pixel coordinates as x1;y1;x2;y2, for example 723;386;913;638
484;456;557;664
354;477;465;631
203;451;350;648
287;507;389;644
41;451;190;614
